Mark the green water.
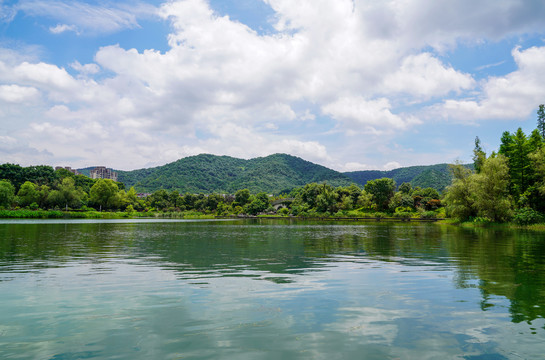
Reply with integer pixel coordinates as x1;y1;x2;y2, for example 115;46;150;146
1;219;544;359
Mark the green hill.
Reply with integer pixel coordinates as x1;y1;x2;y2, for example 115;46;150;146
343;163;470;192
115;153;354;194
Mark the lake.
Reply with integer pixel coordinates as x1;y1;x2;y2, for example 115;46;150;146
1;219;544;359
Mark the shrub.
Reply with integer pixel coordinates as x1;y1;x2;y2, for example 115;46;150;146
420;211;437;219
393;211;412;219
513;208;544;226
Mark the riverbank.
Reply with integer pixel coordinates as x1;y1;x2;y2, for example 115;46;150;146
2;209;545;230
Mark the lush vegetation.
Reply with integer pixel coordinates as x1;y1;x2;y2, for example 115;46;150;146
0;164;131;214
344;163;470;192
118;153;354;194
1;161;444;219
443;105;545;225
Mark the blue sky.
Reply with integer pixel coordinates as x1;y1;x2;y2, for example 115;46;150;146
1;0;545;171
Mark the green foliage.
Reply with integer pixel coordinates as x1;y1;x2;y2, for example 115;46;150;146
345;163;465;192
537;104;545;138
364;178;396;211
471;155;513;222
89;179;120;210
513;208;544;226
444;155;513;222
16;181;40;207
420;211;437;219
0;164;57;191
234;189;251;206
398;182;412;194
118;153;353;194
443;163;476;221
0;179;15;208
473;136;486;174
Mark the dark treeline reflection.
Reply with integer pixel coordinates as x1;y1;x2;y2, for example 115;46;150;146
1;220;544;324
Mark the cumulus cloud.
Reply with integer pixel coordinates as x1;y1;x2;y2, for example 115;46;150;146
0;84;39;103
70;61;100;75
49;24;78;34
322;97;421;134
431;46;545;122
1;0;545;169
382;53;475;99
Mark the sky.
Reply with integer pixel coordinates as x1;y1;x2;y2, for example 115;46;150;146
1;0;545;172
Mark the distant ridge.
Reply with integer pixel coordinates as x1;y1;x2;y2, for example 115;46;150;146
115;153;353;194
86;154;463;194
344;163;468;192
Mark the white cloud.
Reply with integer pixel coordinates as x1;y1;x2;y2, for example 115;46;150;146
49;24;78;34
432;45;545;122
383;161;401;171
15;0;156;35
0;84;39;103
322;97;421;134
299;109;316;121
70;61;100;75
2;0;545;170
341;162;370;172
382;53;475;99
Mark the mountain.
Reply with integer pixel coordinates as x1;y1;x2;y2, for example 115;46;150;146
115;153;354;194
343;163;466;192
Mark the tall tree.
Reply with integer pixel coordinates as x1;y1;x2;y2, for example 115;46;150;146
16;181;40;207
443;163;476;221
510;128;531;198
89;179;121;211
473;136;486;174
498;131;514;157
0;179;15;208
537;104;545;138
364;178;396;211
471;155;513;222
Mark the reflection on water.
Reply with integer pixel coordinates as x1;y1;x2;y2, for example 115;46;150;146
0;219;544;359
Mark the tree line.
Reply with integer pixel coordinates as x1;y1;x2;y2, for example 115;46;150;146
0;162;443;217
443;105;545;224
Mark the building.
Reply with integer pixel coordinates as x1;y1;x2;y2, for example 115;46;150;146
55;166;79;175
90;166;118;182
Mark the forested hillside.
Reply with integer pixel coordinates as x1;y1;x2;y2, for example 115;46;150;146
116;153;354;194
344;164;471;191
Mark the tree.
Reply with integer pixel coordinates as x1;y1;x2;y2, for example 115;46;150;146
16;181;40;207
300;183;321;208
58;177;85;209
315;184;338;213
234;189;251;207
398;182;412;195
149;189;170;210
0;179;15;208
510;128;531;199
364;178;396;211
529;146;545;198
89;179;120;211
473;136;486;174
498;131;514;157
537;104;545;138
245;193;269;215
356;190;374;209
0;164;25;191
443;163;476;221
472;155;513;222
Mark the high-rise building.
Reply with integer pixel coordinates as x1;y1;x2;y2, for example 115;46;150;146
90;166;118;182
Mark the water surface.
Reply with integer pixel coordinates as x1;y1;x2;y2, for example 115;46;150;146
1;219;544;359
